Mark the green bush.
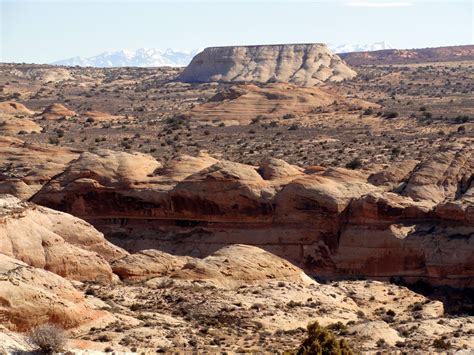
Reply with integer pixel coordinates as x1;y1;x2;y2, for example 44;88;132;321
297;321;352;355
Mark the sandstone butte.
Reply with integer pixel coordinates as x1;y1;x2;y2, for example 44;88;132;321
0;137;472;288
178;43;357;86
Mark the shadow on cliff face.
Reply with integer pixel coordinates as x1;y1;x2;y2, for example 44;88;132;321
391;278;473;316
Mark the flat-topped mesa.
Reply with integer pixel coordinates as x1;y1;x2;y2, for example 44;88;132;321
178;43;357;86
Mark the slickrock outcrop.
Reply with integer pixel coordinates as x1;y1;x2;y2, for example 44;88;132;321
55;245;470;353
368;160;420;191
0;136;80;199
112;249;191;281
0;194;127;281
173;244;314;288
0;101;35;116
0;254;108;331
179;44;356;86
258;157;303;180
187;83;375;124
40;103;77;119
112;244;311;287
402;143;473;205
1;139;472;287
0;116;42;135
0;101;41;135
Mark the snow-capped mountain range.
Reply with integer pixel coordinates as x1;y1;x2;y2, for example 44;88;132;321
52;48;201;68
329;41;394;54
52;42;395;68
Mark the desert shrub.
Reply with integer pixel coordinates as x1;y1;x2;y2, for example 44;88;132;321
411;302;423;311
433;337;451;350
345;157;362;170
422;111;433;119
383;111;399;119
363;107;374;115
296;321;352;355
27;324;67;353
454;115;469;123
386;309;396;317
48;136;60;145
283;113;296;119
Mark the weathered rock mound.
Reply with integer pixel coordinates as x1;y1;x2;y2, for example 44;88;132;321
112;244;313;288
0;117;41;135
188;83;376;124
40;103;77;120
0;102;35;116
0;136;80;199
112;249;192;281
0;254;108;331
0;194;127;282
179;44;356;86
0;101;41;135
173;244;314;288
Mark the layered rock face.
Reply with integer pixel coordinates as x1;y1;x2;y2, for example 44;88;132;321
178;44;356;86
1;139;472;287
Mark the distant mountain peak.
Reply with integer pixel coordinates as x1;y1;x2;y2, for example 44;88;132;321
329;41;395;54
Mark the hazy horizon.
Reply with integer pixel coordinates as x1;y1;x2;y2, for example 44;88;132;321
1;0;473;64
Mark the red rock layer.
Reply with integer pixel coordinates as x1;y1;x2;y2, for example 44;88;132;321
0;139;472;287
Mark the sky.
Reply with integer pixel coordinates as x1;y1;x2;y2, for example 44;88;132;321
1;0;473;63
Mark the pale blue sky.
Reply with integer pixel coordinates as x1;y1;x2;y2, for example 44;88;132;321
1;0;473;63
